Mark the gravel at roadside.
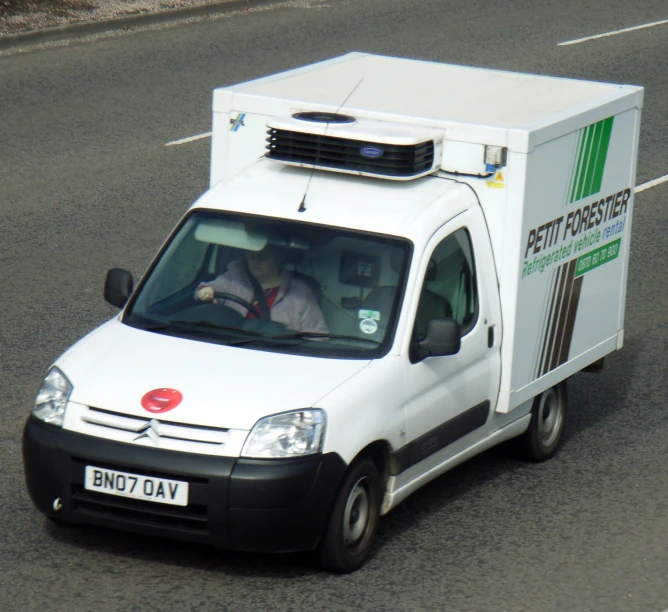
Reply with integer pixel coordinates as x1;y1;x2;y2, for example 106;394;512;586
0;0;243;35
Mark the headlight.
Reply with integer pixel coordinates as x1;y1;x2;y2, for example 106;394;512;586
33;367;72;427
241;409;326;459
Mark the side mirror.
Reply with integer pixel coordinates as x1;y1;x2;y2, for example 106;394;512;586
104;268;133;308
418;318;461;360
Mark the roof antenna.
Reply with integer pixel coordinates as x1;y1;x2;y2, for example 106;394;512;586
297;77;365;213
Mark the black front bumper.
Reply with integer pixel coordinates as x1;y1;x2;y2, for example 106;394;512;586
23;418;346;553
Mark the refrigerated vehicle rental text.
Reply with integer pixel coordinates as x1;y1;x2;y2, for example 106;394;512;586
23;53;642;572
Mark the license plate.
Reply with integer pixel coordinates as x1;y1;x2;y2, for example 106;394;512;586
84;466;189;506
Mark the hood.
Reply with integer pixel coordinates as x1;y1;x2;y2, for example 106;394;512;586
57;319;371;430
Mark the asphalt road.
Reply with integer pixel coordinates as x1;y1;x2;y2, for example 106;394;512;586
1;1;667;610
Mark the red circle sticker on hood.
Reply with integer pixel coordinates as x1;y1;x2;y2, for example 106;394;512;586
141;388;183;413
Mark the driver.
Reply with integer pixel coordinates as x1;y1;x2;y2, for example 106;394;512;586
195;245;328;334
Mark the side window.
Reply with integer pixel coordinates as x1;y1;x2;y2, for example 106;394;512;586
414;228;478;339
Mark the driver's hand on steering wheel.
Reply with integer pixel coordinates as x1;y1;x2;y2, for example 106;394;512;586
195;286;215;302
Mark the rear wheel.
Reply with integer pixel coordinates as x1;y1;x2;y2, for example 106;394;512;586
318;459;381;573
512;382;567;462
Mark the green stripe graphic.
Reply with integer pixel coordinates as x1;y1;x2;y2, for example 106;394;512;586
569;129;586;204
590;117;614;194
569;116;614;204
583;120;603;198
574;124;595;202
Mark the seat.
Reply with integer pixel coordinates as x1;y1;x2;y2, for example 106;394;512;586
414;290;452;339
414;259;452;339
355;247;407;330
436;249;473;326
291;270;324;306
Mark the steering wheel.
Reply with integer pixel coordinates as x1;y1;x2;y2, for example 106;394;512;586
213;291;264;319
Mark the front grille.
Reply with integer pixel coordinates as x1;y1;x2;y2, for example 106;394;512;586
70;458;210;533
266;128;435;178
80;407;228;453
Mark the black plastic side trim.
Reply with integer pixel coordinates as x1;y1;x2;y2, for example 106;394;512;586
228;453;347;552
229;457;321;509
391;400;490;475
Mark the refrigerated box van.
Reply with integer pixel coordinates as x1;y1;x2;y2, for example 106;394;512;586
23;53;642;572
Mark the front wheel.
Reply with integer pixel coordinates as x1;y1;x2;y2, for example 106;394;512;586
511;382;567;462
318;459;381;573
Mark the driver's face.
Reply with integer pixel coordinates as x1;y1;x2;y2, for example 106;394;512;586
245;248;280;282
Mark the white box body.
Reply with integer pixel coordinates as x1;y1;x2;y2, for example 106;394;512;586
209;53;642;412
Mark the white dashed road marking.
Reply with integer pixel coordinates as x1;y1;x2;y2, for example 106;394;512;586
559;18;668;46
635;174;668;193
165;132;212;146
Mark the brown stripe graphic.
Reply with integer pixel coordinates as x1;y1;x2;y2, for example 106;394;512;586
536;269;560;379
549;258;578;372
557;274;583;366
541;264;569;376
536;259;584;379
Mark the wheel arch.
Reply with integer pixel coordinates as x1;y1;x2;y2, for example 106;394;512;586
351;440;392;495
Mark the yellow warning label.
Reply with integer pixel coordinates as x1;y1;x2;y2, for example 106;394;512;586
486;171;505;189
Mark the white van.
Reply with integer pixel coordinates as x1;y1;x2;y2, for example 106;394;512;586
23;53;642;572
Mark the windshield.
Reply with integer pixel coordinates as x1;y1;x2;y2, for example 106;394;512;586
124;210;412;358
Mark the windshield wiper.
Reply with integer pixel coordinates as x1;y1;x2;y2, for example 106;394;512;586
269;332;382;346
136;319;381;347
140;318;263;342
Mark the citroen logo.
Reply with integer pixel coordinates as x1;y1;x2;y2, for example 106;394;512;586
134;419;161;445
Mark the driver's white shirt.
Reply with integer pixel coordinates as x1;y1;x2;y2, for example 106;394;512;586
197;261;328;334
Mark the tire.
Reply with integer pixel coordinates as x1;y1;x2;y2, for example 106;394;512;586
318;458;381;573
511;382;567;462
